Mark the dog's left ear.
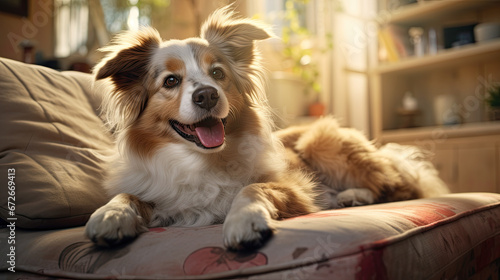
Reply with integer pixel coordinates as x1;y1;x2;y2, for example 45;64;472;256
201;6;271;64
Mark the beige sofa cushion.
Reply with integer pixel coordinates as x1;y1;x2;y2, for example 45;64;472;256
0;58;113;229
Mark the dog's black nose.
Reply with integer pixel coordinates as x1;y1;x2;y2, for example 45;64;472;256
192;86;219;110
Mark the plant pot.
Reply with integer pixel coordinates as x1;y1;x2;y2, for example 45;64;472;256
308;102;325;117
489;107;500;121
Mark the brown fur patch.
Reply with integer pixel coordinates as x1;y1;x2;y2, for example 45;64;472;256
283;147;309;172
242;175;319;219
226;105;263;138
127;121;167;159
203;52;217;67
165;58;184;73
114;193;154;224
127;93;182;158
275;125;309;149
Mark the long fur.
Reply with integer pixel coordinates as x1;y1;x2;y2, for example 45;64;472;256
85;6;449;251
276;117;449;208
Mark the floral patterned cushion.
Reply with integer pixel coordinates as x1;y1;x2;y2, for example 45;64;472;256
1;192;499;279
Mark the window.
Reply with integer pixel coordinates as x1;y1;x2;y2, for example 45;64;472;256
54;0;89;58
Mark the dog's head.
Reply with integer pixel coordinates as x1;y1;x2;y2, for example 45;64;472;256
95;6;271;157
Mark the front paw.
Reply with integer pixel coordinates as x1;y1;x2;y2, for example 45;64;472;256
85;203;148;247
223;205;275;251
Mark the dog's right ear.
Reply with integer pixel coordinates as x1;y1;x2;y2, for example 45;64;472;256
94;27;161;129
95;27;161;81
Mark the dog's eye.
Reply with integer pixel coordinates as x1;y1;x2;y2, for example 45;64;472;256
211;68;225;80
164;76;180;88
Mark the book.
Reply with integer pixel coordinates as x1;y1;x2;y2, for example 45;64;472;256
378;25;412;63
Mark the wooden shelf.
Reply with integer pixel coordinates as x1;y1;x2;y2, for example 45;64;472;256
381;121;500;143
372;0;500;193
371;0;500;143
374;39;500;75
383;0;498;26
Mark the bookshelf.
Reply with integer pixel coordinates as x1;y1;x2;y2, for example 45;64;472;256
381;0;494;26
370;0;500;193
381;121;500;143
376;38;500;75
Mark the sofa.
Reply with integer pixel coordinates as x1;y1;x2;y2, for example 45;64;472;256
1;57;499;279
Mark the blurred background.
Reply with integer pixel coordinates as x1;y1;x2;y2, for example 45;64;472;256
1;0;500;193
0;0;374;132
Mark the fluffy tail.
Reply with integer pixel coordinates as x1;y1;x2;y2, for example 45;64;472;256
378;143;450;198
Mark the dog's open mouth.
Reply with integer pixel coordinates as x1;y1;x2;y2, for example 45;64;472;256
170;117;227;149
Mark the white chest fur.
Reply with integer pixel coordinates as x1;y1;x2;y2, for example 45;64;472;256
106;133;284;227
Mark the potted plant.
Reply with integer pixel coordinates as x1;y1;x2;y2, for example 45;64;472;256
281;0;332;117
486;84;500;121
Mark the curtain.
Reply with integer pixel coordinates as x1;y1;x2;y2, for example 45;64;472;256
54;0;89;58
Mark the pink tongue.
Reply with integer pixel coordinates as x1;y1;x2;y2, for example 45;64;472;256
195;121;225;148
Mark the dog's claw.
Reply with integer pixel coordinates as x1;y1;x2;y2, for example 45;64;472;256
223;205;276;251
225;228;274;251
228;228;274;251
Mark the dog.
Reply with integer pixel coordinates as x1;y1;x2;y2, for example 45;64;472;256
85;6;449;251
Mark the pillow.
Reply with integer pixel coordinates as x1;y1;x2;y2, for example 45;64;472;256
0;58;114;229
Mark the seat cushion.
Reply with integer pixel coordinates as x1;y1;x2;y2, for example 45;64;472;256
1;193;499;279
0;58;113;229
